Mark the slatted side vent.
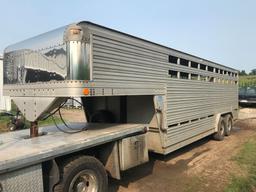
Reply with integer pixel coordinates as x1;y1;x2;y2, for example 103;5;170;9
168;114;214;128
168;55;238;78
168;69;237;84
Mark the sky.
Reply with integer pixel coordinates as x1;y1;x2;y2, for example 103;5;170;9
0;0;255;72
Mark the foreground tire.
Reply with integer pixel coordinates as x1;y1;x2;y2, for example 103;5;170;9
213;117;225;141
224;114;233;136
54;156;108;192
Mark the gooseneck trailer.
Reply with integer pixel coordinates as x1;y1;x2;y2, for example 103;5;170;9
0;21;238;192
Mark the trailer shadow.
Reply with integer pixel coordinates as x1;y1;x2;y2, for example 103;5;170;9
108;136;212;192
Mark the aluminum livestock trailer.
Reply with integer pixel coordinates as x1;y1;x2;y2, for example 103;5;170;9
0;21;238;192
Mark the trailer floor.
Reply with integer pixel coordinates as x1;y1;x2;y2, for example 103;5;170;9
0;123;146;174
110;116;256;192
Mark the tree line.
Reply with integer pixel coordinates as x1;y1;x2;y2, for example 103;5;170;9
239;69;256;76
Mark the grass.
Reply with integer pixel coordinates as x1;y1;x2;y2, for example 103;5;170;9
0;115;63;133
239;75;256;87
225;137;256;192
0;116;11;132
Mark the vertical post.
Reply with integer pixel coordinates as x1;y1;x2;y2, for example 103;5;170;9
30;121;39;138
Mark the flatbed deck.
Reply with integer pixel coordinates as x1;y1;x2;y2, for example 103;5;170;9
0;123;146;174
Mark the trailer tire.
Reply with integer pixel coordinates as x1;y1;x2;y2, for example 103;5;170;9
224;114;233;136
213;117;225;141
54;156;108;192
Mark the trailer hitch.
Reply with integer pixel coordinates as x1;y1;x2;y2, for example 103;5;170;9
30;121;39;138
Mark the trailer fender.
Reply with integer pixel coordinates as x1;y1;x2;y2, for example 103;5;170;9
214;113;222;132
44;159;60;192
98;142;121;180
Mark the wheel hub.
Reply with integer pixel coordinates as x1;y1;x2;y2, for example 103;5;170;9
69;170;98;192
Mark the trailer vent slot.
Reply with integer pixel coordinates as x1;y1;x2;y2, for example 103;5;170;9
168;70;178;78
200;75;208;81
180;72;189;79
168;55;178;64
191;74;199;80
208;66;214;72
200;64;206;70
191;62;198;69
180;58;189;67
191;118;199;122
168;123;178;128
180;121;189;125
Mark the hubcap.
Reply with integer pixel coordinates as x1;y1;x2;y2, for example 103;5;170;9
69;170;98;192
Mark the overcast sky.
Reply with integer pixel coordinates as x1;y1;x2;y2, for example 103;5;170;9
0;0;255;72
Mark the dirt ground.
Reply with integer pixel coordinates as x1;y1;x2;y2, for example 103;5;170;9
107;108;256;192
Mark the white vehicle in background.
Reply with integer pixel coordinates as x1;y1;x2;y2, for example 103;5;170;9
0;55;11;112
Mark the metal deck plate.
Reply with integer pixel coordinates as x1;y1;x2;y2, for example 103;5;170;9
0;123;146;174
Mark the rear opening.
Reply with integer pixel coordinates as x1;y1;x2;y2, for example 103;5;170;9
81;95;155;124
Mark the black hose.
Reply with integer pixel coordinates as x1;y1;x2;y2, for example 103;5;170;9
51;115;85;134
46;97;87;134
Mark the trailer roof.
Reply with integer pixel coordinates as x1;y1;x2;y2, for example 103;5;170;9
3;21;237;72
79;21;238;72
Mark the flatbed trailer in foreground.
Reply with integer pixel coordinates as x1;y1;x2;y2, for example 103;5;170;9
0;123;147;191
0;21;238;192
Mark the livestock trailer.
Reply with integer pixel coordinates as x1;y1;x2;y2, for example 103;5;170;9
0;21;238;192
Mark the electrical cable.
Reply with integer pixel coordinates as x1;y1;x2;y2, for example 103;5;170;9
42;100;67;120
57;97;86;130
46;97;87;134
51;115;86;134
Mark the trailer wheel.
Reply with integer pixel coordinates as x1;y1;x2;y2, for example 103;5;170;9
54;156;108;192
213;117;225;141
224;114;233;136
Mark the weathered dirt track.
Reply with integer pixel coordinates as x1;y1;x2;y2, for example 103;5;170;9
109;109;256;192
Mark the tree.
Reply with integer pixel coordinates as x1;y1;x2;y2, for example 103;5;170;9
239;70;247;76
249;69;256;75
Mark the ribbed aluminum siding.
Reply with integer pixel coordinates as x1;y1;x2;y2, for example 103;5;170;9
166;79;237;125
92;35;168;84
165;78;238;147
90;29;238;149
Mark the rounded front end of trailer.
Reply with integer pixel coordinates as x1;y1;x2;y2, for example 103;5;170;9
3;23;91;85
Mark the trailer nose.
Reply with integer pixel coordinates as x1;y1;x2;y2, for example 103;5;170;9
66;25;91;81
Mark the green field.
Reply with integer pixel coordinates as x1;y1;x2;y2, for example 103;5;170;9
225;137;256;192
239;75;256;87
